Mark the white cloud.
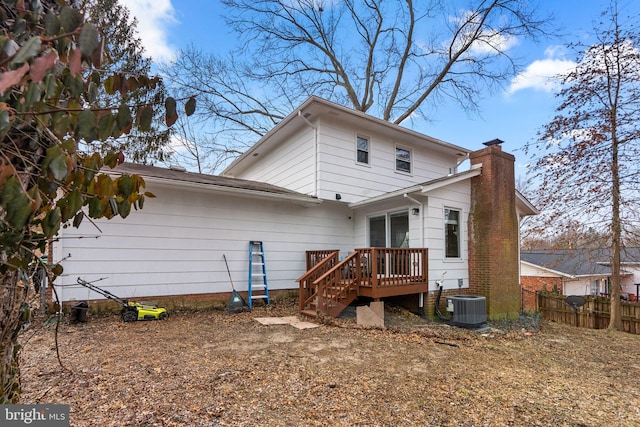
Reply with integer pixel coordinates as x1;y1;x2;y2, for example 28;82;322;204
448;9;520;56
470;32;519;55
507;46;576;95
120;0;177;63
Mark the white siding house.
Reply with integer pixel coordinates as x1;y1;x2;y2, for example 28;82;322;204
54;96;535;318
521;248;640;300
55;170;354;302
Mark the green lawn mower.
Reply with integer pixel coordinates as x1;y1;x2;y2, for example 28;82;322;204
76;277;168;322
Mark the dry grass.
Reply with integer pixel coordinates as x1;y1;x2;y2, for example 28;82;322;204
19;299;640;426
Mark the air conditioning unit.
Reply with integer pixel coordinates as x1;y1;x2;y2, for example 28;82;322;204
446;295;487;328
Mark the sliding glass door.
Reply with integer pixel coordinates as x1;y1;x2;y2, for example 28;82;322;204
368;212;408;248
368;211;409;275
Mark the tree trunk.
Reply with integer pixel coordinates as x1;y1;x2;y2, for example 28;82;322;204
608;125;623;330
1;269;26;403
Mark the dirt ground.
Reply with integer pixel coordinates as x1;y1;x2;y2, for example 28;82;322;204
18;299;640;426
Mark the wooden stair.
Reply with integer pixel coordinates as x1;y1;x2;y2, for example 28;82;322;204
300;247;430;318
302;282;358;318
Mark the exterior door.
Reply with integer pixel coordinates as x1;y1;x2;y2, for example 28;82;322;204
368;212;408;248
368;212;409;274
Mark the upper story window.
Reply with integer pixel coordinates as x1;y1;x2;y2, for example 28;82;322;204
395;146;411;173
357;135;369;164
445;208;460;258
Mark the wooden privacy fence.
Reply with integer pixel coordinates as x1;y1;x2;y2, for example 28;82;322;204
537;292;640;334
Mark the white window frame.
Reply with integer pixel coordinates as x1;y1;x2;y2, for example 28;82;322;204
356;134;370;165
395;145;412;174
367;210;410;248
444;207;461;259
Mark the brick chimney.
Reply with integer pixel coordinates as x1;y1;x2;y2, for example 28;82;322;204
468;143;520;320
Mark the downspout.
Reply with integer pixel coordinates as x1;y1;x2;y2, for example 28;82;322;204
298;110;319;197
517;210;522;306
404;193;426;316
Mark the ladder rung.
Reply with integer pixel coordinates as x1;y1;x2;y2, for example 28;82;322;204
248;241;269;308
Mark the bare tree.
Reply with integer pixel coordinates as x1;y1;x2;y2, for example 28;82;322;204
525;1;640;330
166;114;244;174
164;0;550;172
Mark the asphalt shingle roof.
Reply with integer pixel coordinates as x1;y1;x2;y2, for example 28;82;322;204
107;163;318;199
521;248;640;276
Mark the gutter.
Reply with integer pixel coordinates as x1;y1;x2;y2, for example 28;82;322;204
114;174;323;207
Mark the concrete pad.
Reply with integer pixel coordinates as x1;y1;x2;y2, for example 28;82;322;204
356;301;385;328
289;320;320;330
254;316;297;325
254;316;319;329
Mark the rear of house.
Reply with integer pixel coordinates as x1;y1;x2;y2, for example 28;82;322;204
52;97;535;319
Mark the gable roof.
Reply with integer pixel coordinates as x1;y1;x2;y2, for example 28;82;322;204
223;96;471;177
348;167;482;209
348;166;537;216
105;163;322;205
521;248;640;277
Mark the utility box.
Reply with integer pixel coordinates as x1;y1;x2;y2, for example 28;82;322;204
446;295;487;328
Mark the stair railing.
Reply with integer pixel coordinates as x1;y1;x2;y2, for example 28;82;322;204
312;251;361;316
297;250;339;311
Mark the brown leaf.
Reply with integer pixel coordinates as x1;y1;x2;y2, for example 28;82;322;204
0;63;29;93
30;50;59;83
69;48;82;76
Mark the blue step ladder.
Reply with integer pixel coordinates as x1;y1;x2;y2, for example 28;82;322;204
248;241;270;308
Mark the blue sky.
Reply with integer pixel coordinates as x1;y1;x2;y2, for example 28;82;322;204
120;0;639;177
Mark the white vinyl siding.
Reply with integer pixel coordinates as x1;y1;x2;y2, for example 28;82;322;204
424;181;470;289
315;118;457;203
230;126;316;195
54;181;354;302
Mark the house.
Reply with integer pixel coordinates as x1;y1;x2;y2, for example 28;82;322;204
53;96;536;320
520;248;640;310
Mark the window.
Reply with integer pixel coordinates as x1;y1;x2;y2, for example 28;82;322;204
356;135;369;164
444;208;460;258
395;146;411;173
590;280;599;295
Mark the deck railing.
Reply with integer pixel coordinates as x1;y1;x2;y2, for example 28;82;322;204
297;250;339;311
355;247;428;292
301;248;429;316
305;249;340;271
311;251;361;316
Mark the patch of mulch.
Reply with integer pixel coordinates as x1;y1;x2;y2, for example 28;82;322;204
18;299;640;426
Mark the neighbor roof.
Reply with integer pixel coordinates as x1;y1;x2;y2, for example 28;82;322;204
521;248;640;277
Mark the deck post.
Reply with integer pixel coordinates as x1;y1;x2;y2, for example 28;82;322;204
371;248;379;298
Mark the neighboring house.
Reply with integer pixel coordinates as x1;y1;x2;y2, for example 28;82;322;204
54;96;536;319
521;248;640;310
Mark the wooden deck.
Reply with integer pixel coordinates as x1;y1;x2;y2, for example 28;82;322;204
298;248;429;317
